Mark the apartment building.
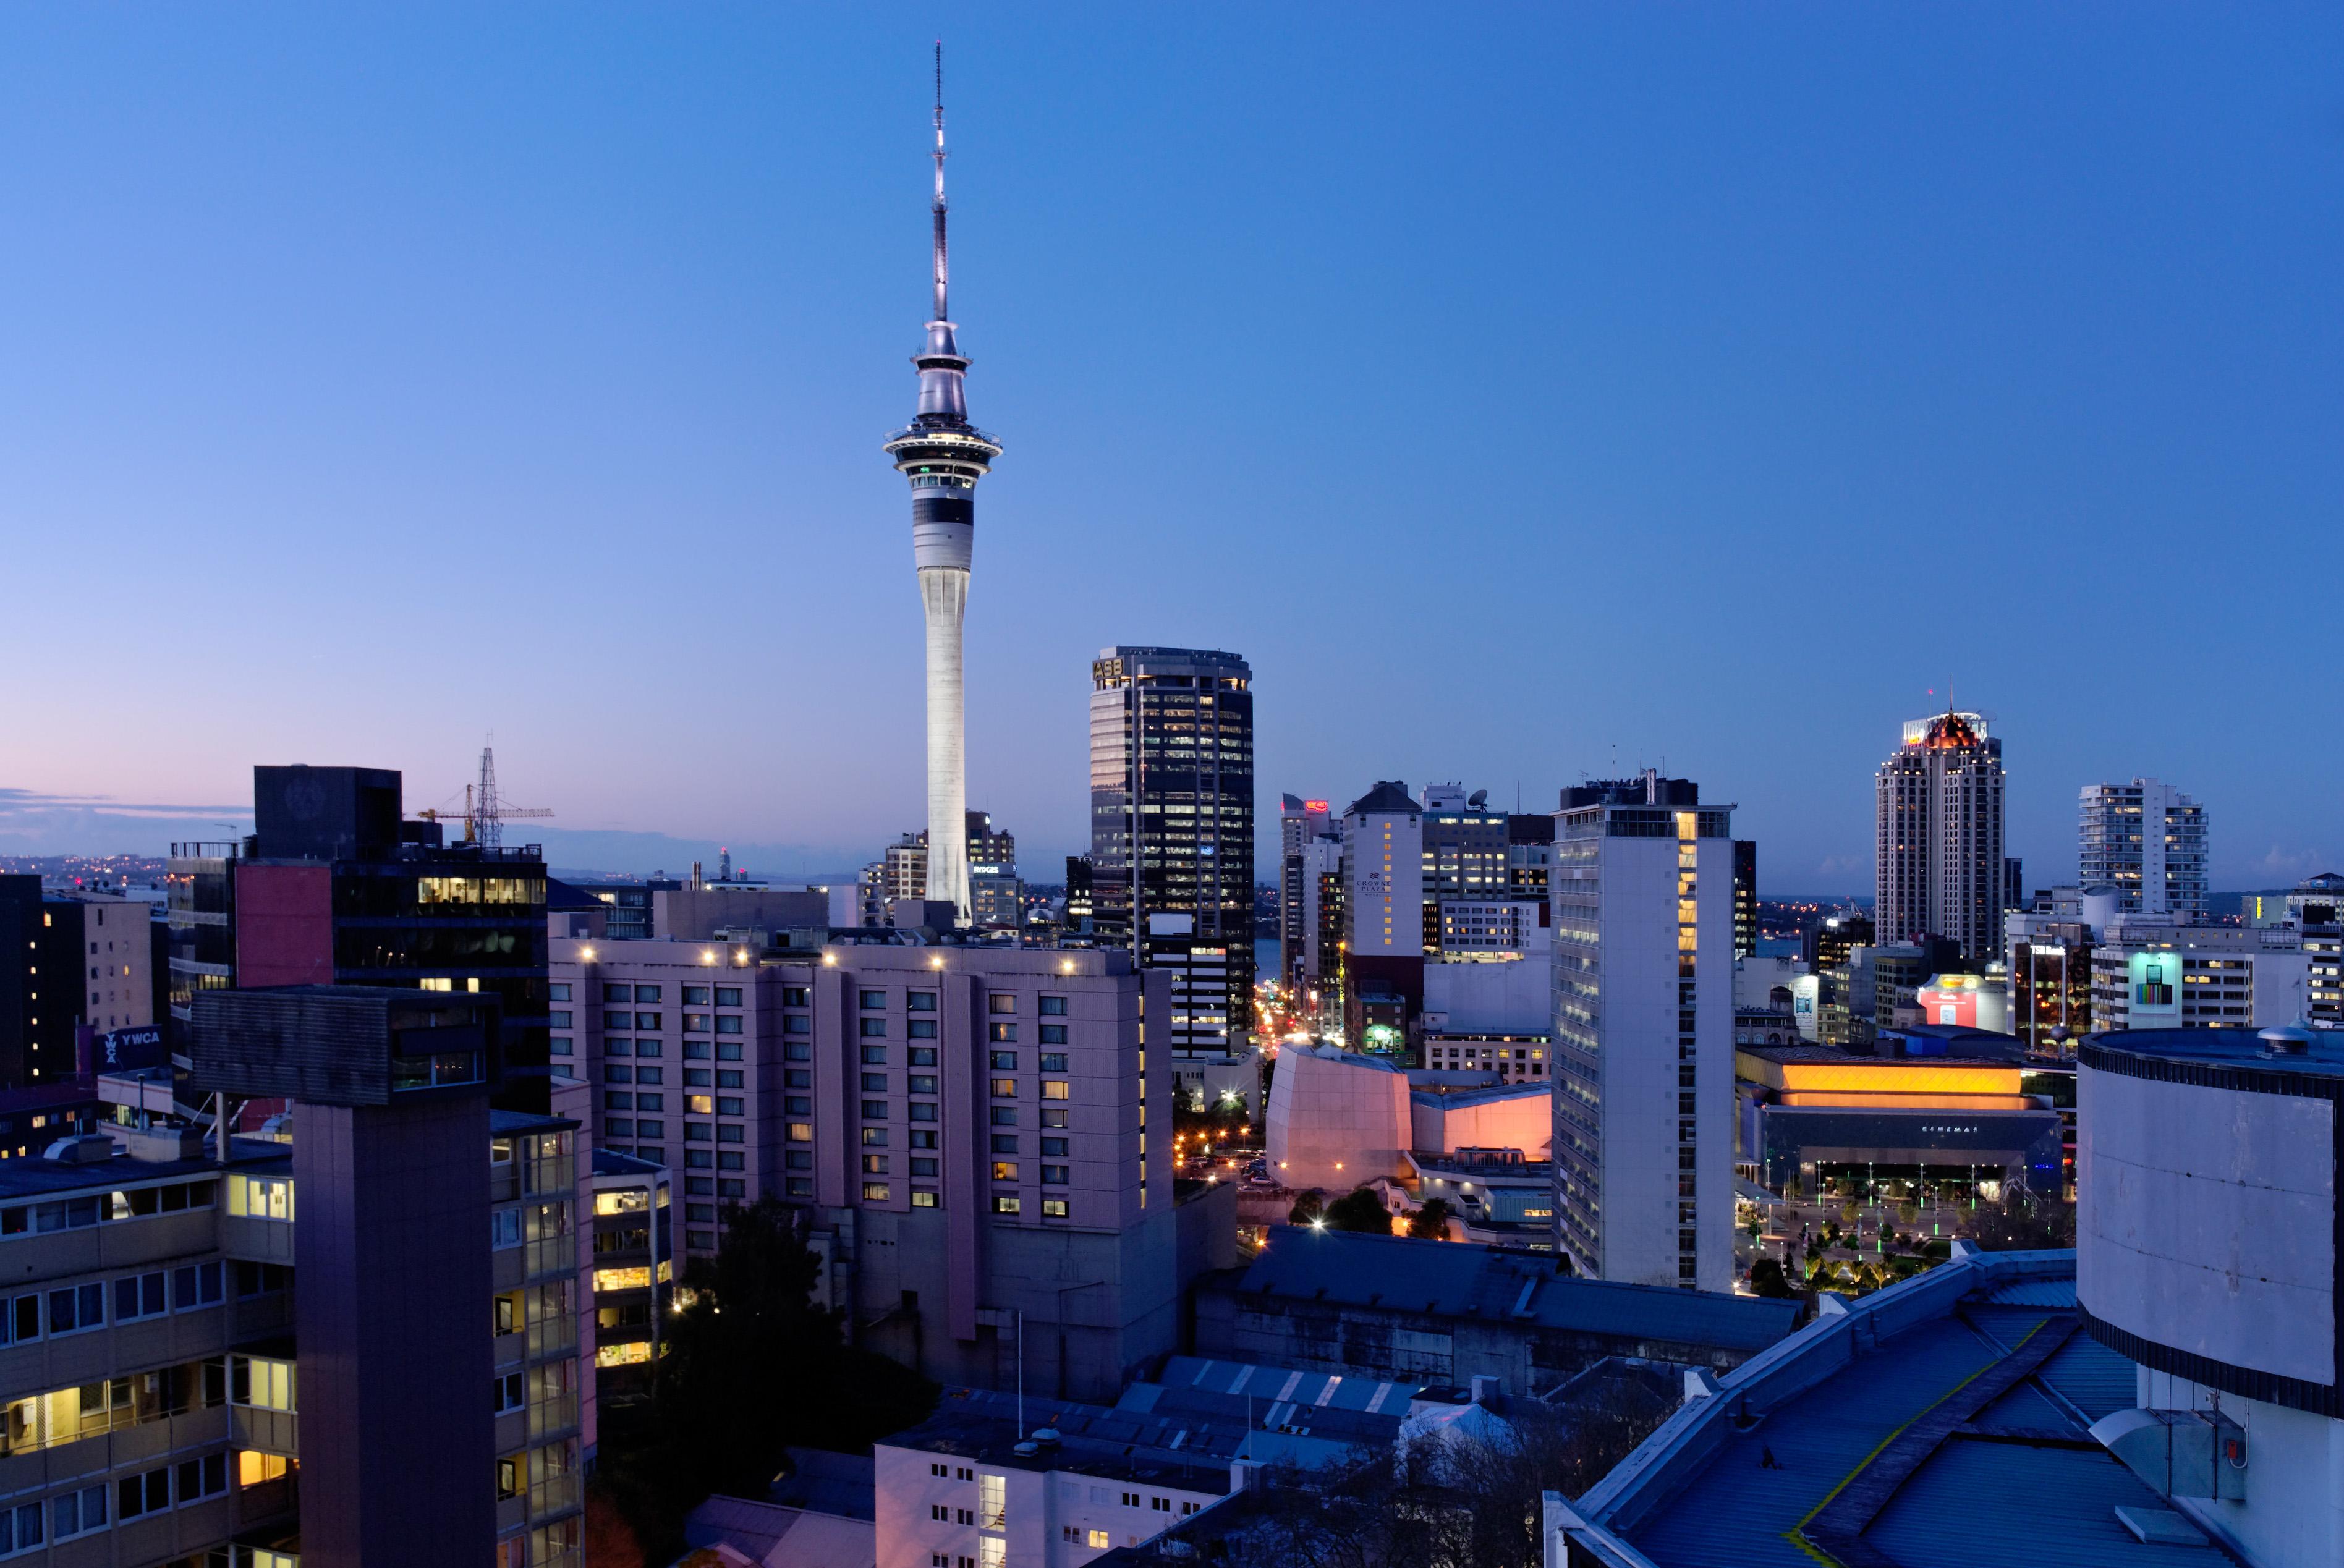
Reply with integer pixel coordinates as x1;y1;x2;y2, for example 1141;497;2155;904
550;936;1187;1402
0;985;590;1568
587;1150;671;1396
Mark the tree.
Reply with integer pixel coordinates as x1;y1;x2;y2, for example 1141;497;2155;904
1749;1258;1796;1299
1323;1188;1395;1234
1408;1198;1455;1240
598;1197;937;1563
1288;1190;1326;1226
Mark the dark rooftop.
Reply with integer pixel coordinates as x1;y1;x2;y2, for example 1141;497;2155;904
1234;1229;1801;1352
0;1135;289;1203
883;1385;1238;1497
1344;780;1418;818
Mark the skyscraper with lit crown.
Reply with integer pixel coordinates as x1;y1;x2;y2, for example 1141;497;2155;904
884;47;1000;923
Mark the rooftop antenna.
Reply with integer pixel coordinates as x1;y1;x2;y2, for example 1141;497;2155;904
931;40;949;324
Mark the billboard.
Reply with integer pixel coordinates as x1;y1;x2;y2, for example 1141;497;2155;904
1916;973;2010;1035
2127;951;2183;1024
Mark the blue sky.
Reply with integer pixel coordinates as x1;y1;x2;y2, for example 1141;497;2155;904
2;8;2338;890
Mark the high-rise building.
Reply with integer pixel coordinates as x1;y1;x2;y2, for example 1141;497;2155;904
166;841;244;1038
1088;647;1256;1046
2078;778;2207;922
882;56;1001;925
0;881;156;1090
1339;782;1424;1051
1731;840;1757;960
1874;710;2005;962
548;935;1192;1400
1506;813;1555;913
1548;773;1735;1290
230;765;556;1111
2089;925;2309;1032
1277;795;1331;986
1420;784;1509;955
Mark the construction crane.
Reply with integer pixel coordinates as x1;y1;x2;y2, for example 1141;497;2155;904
418;744;554;847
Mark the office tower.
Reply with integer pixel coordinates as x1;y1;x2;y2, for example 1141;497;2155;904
2088;925;2309;1030
1340;782;1425;1050
1063;855;1095;932
2291;874;2344;1025
1731;840;1757;960
1278;795;1331;985
1420;784;1509;954
966;812;1022;929
2002;856;2025;916
224;766;554;1111
1507;813;1555;914
2078;779;2207;921
1088;647;1256;1045
1874;710;2005;962
1548;773;1735;1290
166;841;244;1040
882;55;1001;925
547;936;1187;1399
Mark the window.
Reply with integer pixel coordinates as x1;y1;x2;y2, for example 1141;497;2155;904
717;1125;743;1143
176;1453;228;1500
1042;1198;1069;1218
172;1261;224;1311
47;1282;102;1334
908;991;936;1011
991;1079;1017;1098
992;1162;1017;1181
548;1010;573;1028
1040;1137;1068;1156
496;1371;525;1413
788;1122;813;1143
862;1100;890;1119
862;1128;888;1147
637;1093;665;1112
718;1040;742;1058
784;1015;810;1036
550;983;572;1002
634;1012;662;1032
860;1018;887;1038
228;1174;294;1222
860;990;888;1010
912;1189;939;1208
717;1096;743;1116
783;986;810;1006
233;1355;296;1412
634;986;661;1002
113;1270;167;1322
681;986;709;1005
862;1072;888;1093
684;1123;711;1142
1039;1053;1068;1071
1039;996;1067;1015
603;984;631;1002
909;1046;938;1067
911;1130;939;1148
492;1208;522;1248
1040;1025;1068;1045
1042;1165;1069;1185
604;1011;633;1030
990;1134;1018;1154
863;1154;888;1174
990;1023;1017;1043
862;1184;890;1201
715;987;742;1006
1042;1081;1071;1101
1041;1109;1068;1129
605;1064;634;1084
909;1019;938;1039
716;1017;743;1035
980;1473;1006;1526
51;1483;105;1539
497;1459;520;1500
862;1043;889;1064
682;1013;711;1033
992;1195;1021;1214
990;1108;1017;1126
239;1452;291;1486
550;1036;572;1056
1088;1530;1111;1548
989;1050;1016;1070
116;1465;171;1520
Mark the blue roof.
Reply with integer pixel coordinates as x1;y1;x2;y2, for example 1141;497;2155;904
2087;1024;2344;1079
1563;1250;2194;1568
1236;1228;1800;1353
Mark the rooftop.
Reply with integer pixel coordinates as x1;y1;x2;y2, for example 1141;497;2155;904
0;1135;289;1202
1344;779;1419;818
880;1385;1238;1496
1233;1229;1801;1354
2083;1023;2344;1080
1556;1248;2196;1568
1409;1079;1553;1110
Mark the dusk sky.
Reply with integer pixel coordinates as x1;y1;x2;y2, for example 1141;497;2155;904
2;8;2338;891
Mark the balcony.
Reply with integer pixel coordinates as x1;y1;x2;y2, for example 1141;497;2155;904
529;1472;582;1520
232;1405;299;1457
526;1315;577;1362
527;1392;579;1444
524;1233;576;1282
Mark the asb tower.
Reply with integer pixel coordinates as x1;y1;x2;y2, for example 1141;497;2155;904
884;46;1001;923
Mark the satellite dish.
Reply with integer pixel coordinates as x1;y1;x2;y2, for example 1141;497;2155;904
1467;789;1488;809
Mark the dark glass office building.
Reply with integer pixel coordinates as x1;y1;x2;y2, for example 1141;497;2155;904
1088;647;1256;1041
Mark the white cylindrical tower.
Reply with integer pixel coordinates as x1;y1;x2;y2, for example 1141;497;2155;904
883;48;1000;923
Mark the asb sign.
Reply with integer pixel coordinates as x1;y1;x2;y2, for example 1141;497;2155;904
2128;952;2183;1023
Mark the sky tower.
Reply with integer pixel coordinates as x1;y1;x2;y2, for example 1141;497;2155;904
885;43;1001;924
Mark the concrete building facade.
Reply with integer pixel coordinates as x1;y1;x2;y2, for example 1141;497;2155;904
2079;778;2208;922
1549;774;1736;1291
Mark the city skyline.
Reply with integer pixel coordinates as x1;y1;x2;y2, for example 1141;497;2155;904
4;11;2340;889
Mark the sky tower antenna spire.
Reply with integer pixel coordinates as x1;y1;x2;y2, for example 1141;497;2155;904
931;39;949;323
